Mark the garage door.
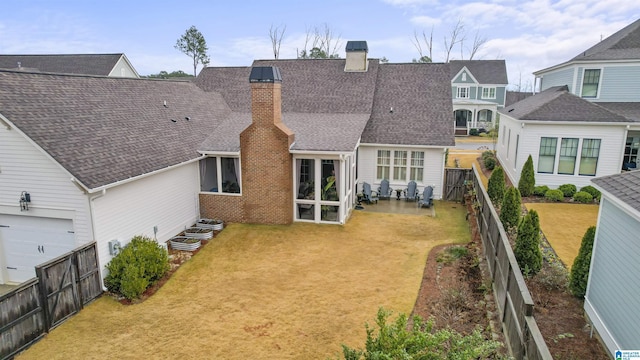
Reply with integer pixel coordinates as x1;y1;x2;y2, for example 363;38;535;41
0;215;76;284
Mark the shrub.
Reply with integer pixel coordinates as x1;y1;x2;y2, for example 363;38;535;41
518;155;535;197
558;183;577;197
544;189;564;202
514;209;542;276
104;235;170;300
481;150;495;161
569;226;596;298
573;191;593;203
537;261;569;291
469;128;479;136
580;185;601;201
340;308;501;360
533;185;550;197
487;166;505;207
484;156;497;170
500;187;522;230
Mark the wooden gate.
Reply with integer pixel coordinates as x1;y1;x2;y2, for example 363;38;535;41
444;168;473;202
35;242;101;331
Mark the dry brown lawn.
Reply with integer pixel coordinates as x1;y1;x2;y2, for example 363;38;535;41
18;203;469;360
524;203;599;270
447;149;488;188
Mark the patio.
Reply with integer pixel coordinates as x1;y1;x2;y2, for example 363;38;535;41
356;197;436;216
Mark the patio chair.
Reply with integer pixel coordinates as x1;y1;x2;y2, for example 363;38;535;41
377;179;393;200
404;180;419;201
362;182;379;204
417;186;434;208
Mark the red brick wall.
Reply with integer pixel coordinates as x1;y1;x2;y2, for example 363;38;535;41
199;194;244;223
240;82;294;225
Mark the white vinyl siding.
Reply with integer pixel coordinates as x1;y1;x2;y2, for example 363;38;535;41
92;163;200;272
586;198;640;355
358;146;445;200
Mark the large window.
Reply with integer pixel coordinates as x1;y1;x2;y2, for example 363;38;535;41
482;87;496;99
538;137;557;173
558;138;579;175
581;69;601;98
579;139;601;176
393;151;407;181
377;150;391;180
378;150;424;182
199;157;241;193
457;87;469;99
410;152;424;182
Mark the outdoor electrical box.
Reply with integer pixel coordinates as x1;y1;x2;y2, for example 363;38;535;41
108;239;121;256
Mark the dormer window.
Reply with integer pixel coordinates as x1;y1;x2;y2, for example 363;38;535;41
581;69;601;98
457;86;469;99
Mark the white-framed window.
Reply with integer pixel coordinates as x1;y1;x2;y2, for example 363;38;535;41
377;149;424;182
457;86;469;99
410;152;424;182
199;156;241;194
581;69;601;98
482;87;496;99
538;137;557;173
393;151;407;181
377;150;391;180
579;139;601;176
558;138;579;175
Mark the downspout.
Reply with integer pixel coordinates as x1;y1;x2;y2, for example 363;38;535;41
87;188;107;290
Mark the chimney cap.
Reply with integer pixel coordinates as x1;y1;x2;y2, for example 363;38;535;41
249;66;282;83
345;41;368;53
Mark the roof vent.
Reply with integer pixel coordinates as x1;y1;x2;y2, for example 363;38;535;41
249;66;282;83
345;41;368;72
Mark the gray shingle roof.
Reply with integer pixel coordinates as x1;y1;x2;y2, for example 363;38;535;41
197;59;455;150
361;63;454;147
0;70;230;189
592;170;640;213
450;60;508;84
505;91;534;107
499;86;631;122
571;18;640;61
594;102;640;122
0;54;128;76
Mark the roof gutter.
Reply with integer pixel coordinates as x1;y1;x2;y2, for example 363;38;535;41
359;142;452;149
84;155;206;194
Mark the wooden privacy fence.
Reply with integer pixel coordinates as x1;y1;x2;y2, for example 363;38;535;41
0;242;102;360
470;165;552;360
444;167;473;202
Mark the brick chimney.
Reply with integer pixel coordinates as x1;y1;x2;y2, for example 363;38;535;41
344;41;368;72
239;66;295;224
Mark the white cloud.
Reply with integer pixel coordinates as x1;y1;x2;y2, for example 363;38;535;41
381;0;438;6
410;15;442;27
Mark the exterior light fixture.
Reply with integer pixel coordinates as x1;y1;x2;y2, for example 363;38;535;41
19;191;31;211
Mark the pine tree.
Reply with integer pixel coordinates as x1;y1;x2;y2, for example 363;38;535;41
500;186;521;230
514;209;542;276
487;166;505;207
569;226;596;298
518;155;535;197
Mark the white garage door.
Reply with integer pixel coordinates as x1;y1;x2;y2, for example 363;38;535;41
0;215;76;284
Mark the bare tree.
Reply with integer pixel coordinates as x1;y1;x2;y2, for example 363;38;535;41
411;28;433;63
298;23;342;59
269;24;287;59
467;30;487;60
444;19;465;62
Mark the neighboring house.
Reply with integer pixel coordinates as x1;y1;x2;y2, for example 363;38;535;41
0;53;139;77
0;41;454;285
496;86;640;189
450;60;508;135
498;18;640;189
587;170;640;356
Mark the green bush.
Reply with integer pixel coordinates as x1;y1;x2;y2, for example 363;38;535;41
580;185;601;201
536;261;569;291
104;235;170;300
481;150;495;161
518;155;536;197
533;185;549;197
544;189;564;202
340;308;502;360
500;187;521;230
569;226;596;298
469;128;479;136
558;183;577;197
514;209;542;276
487;166;505;207
573;191;593;203
484;156;497;170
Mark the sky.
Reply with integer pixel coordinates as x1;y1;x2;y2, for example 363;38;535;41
1;0;639;91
